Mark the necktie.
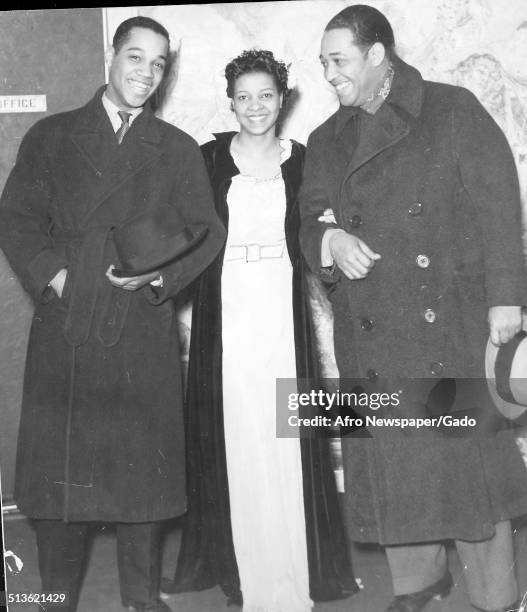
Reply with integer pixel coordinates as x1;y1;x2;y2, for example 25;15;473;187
116;111;131;144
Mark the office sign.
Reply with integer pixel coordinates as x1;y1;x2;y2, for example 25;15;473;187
0;95;47;113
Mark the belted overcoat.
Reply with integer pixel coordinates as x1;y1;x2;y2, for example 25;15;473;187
299;57;527;543
0;87;226;522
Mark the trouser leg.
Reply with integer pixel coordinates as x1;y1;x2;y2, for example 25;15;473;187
456;520;518;611
116;522;162;606
385;542;447;595
34;519;89;612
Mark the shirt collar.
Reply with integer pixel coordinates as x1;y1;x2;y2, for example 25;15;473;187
102;91;143;132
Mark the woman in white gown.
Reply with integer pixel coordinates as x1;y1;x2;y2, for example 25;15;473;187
167;50;358;611
220;54;311;612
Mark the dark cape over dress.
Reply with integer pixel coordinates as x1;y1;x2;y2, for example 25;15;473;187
166;132;358;603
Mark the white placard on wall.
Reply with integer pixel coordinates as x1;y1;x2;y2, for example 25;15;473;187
0;95;47;113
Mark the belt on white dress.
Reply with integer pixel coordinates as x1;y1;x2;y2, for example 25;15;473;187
224;241;286;263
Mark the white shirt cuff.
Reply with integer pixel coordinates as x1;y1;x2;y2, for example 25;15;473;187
150;274;163;287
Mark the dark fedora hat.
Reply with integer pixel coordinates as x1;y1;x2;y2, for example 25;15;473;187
112;206;208;278
485;331;527;420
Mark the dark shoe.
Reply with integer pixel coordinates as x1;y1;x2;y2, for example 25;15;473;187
226;596;242;607
123;598;172;612
386;570;453;611
472;601;522;612
227;593;243;608
159;577;177;596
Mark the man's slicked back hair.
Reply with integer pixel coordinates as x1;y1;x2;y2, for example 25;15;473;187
325;4;396;59
112;16;170;54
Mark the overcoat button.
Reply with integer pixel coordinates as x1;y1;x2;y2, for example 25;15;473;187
416;254;430;268
360;318;374;331
430;361;444;376
408;202;423;215
350;214;362;228
424;309;436;323
367;369;379;382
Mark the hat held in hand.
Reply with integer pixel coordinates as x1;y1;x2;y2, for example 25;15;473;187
485;331;527;420
112;206;208;278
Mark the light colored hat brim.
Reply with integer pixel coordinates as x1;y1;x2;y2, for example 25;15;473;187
485;336;527;420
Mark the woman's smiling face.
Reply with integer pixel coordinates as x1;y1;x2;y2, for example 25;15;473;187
231;71;282;137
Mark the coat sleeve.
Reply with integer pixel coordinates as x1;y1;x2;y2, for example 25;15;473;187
454;89;527;307
298;132;341;284
143;137;226;304
0;120;69;303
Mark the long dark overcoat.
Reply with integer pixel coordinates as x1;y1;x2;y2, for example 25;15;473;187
0;88;226;522
299;57;527;544
171;132;358;602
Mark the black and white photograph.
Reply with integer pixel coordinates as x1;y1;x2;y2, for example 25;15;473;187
1;2;527;611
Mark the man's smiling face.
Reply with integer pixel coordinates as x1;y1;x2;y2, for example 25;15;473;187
105;26;168;111
320;27;379;107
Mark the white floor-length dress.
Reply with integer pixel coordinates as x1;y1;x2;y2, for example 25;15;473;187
221;140;313;612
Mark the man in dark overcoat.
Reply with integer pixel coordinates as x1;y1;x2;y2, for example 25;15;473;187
0;16;225;612
299;5;527;612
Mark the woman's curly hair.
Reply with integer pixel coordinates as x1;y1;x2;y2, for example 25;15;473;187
225;49;289;99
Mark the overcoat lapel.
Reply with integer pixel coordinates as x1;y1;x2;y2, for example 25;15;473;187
341;104;410;180
340;57;424;185
69;88;164;224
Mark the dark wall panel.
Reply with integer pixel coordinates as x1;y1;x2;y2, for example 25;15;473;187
0;8;105;500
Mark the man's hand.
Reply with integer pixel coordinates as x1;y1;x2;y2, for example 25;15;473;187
49;268;68;298
488;305;522;346
105;266;160;291
329;232;381;279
